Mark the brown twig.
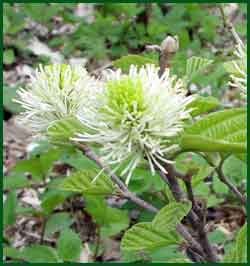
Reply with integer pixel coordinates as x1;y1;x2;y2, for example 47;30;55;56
75;143;205;259
218;4;244;46
155;38;220;261
93;225;101;260
159;167;219;262
216;161;246;205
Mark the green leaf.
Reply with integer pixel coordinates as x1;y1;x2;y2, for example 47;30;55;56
3;85;24;114
180;134;245;153
21;245;60;263
4;49;16;65
208;229;226;244
113;54;158;73
47;116;85;145
3;247;23;261
45;212;73;237
62;170;115;195
185;56;213;81
41;189;72;215
11;148;63;181
4;191;17;228
187;96;220;117
4;174;31;190
181;108;246;153
121;222;180;252
152;202;191;232
150;245;191;262
57;229;82;262
223;155;246;185
192;165;214;187
85;197;129;237
61;149;98;170
224;224;247;262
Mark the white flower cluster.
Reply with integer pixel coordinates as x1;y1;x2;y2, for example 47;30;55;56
16;64;99;133
74;65;194;184
16;63;194;184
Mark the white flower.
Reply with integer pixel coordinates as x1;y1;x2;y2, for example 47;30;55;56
74;64;195;184
15;64;100;133
229;42;247;96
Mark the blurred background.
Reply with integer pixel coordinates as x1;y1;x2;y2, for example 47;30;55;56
3;4;247;262
3;3;246;107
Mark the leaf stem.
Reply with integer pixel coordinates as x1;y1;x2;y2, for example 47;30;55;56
216;160;246;205
76;143;205;260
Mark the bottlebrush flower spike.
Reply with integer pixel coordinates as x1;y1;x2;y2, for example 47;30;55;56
15;64;100;133
74;64;195;184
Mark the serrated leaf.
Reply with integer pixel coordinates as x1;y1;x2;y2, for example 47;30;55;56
113;54;157;73
187;96;220;117
185;56;213;81
152;202;191;232
62;170;115;195
224;224;246;262
57;229;82;262
45;212;73;237
47;116;85;145
180;108;246;154
22;245;60;262
121;222;180;252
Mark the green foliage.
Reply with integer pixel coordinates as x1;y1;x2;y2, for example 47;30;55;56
4;174;31;190
152;202;191;231
57;229;82;262
223;155;246;185
187;96;220;117
4;245;60;263
44;212;74;237
121;202;190;252
113;54;158;73
21;245;60;263
121;222;180;252
3;3;247;263
180;108;246;153
62;170;115;196
3;191;17;228
10;147;64;181
3;49;16;65
47;117;85;145
224;224;247;263
3;85;24;114
41;186;73;215
85;197;130;237
185;56;213;82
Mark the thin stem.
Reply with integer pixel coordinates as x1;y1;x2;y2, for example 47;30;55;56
76;143;205;260
216;162;246;205
155;35;219;261
159;166;219;262
218;4;243;46
93;225;101;260
40;216;48;244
